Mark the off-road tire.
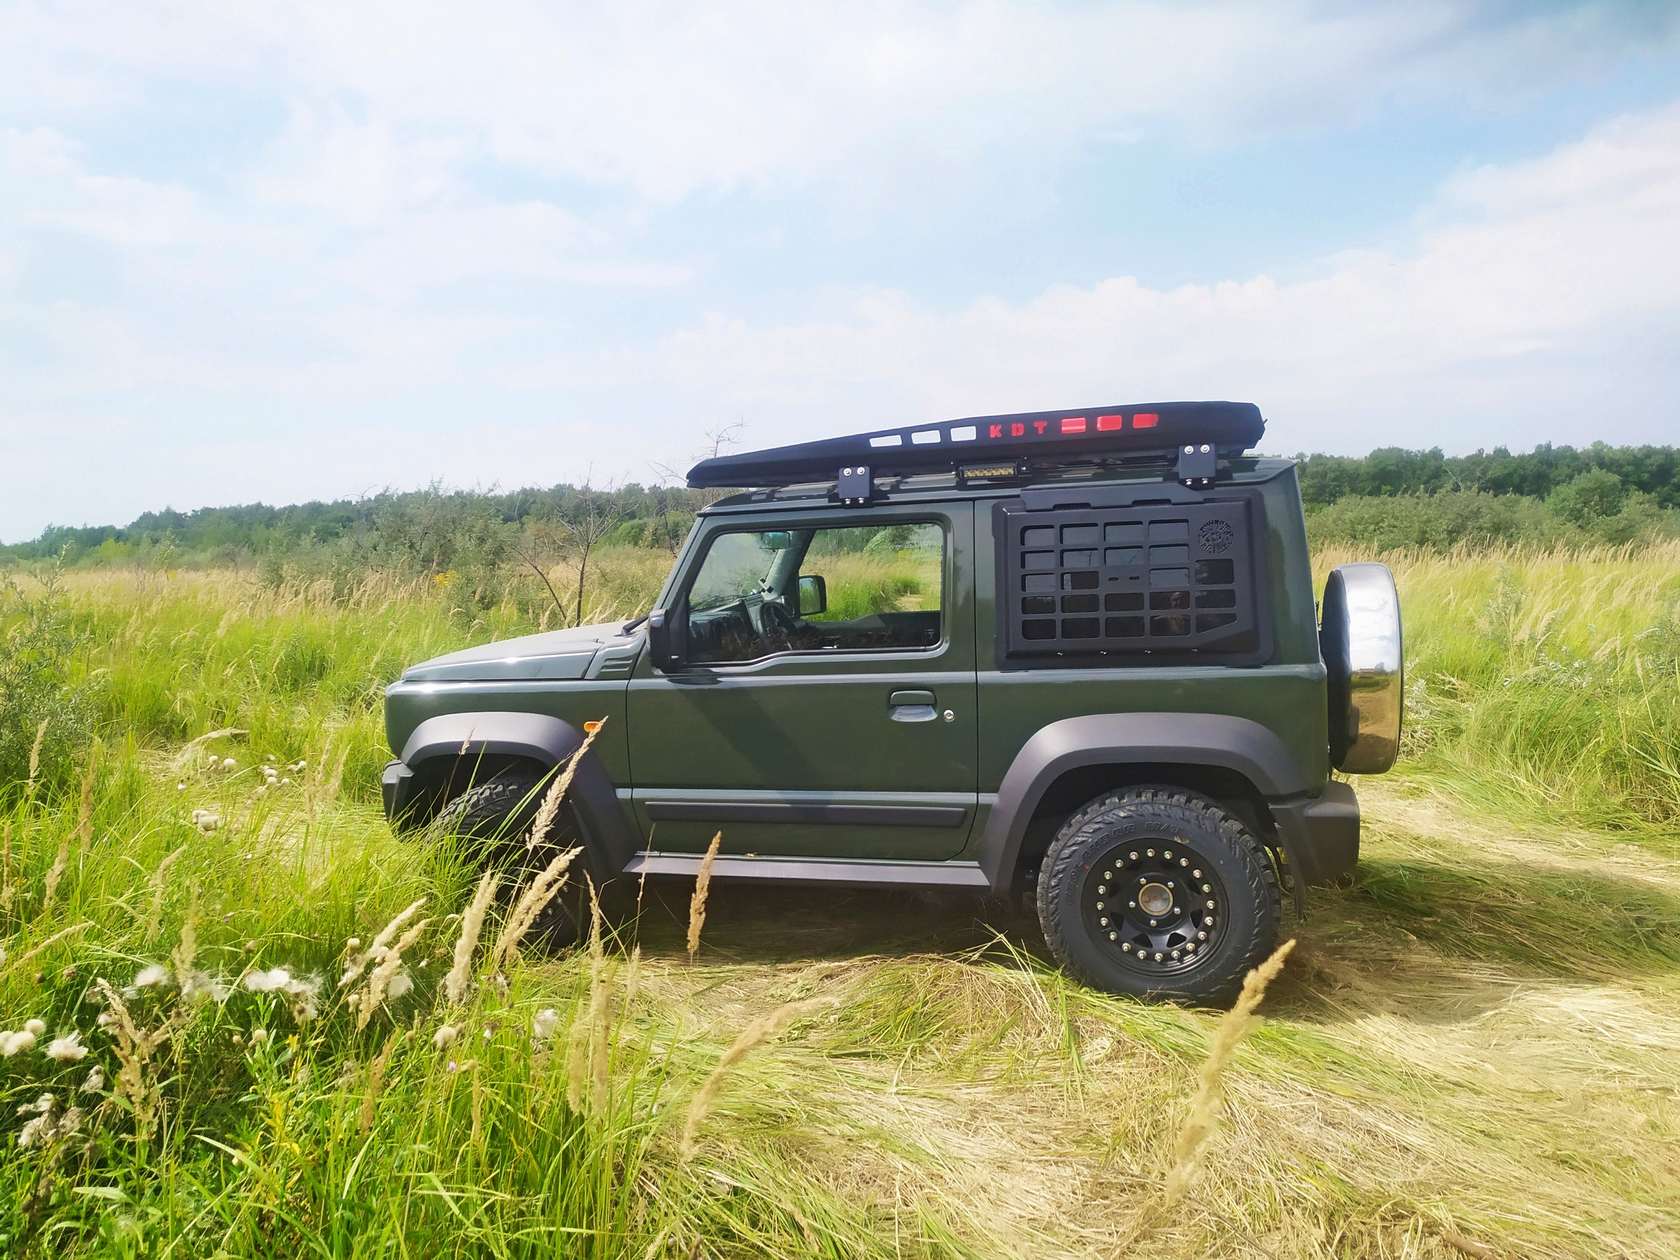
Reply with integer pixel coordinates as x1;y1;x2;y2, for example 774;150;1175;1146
1036;787;1281;1005
434;770;585;950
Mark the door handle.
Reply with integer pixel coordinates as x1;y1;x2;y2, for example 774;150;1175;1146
888;689;937;722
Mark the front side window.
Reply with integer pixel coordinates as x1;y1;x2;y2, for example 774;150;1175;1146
685;521;944;664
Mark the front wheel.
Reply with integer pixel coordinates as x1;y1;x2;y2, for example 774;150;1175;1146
434;770;586;951
1035;787;1281;1005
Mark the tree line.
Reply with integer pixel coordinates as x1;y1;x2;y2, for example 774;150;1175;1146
4;441;1677;566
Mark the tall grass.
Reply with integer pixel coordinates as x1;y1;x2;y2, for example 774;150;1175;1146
1318;540;1680;835
2;544;1677;1256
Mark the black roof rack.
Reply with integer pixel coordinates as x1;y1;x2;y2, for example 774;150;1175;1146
686;401;1264;494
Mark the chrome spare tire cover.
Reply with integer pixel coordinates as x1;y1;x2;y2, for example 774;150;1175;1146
1320;563;1403;774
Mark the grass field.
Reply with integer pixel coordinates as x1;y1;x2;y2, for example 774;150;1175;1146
1;544;1677;1257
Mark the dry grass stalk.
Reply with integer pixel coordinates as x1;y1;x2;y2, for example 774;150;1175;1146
354;915;431;1031
678;995;830;1161
146;844;187;940
587;884;613;1114
40;829;70;920
686;830;724;962
168;727;247;773
171;886;200;982
360;1031;401;1134
443;869;500;1004
23;718;48;805
3;921;90;975
490;846;580;975
566;879;608;1112
1161;938;1297;1205
341;896;428;988
527;719;606;850
74;748;99;860
1;820;13;912
95;977;180;1139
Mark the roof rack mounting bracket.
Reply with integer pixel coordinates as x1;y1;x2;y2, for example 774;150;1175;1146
1177;443;1218;489
833;464;876;506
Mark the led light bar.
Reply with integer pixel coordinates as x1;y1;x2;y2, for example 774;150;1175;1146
686;400;1264;489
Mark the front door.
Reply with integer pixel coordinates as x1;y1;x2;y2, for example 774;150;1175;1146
626;503;978;860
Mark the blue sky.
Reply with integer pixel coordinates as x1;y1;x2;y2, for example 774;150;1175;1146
3;1;1680;542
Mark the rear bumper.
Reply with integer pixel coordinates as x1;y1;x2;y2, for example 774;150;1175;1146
381;759;420;826
1269;781;1360;888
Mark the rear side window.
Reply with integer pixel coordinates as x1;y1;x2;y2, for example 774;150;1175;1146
996;491;1265;664
686;522;944;664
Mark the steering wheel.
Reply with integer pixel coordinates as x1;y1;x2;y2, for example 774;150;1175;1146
757;596;798;639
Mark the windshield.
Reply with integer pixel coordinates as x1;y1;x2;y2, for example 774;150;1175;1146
687;530;791;611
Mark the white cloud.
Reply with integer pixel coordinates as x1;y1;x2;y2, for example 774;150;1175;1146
7;2;1676;201
574;103;1680;452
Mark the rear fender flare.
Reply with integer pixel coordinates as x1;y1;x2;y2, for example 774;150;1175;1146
978;713;1313;896
400;712;636;880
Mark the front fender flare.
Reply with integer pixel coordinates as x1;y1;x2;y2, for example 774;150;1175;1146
397;712;637;880
977;713;1314;895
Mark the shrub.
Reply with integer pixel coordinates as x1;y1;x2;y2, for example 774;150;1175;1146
0;568;98;798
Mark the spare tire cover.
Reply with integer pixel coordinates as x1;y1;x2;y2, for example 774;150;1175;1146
1320;563;1403;774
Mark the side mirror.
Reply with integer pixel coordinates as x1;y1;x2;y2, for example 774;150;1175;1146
795;574;827;617
645;607;685;671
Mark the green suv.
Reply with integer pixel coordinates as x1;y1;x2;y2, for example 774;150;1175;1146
381;402;1402;1003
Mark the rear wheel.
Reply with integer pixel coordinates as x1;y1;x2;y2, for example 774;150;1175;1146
1036;787;1281;1005
434;769;585;950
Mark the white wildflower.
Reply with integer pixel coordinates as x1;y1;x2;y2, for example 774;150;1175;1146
385;970;413;1002
249;1028;269;1045
95;1011;115;1030
1;1029;38;1057
433;1024;460;1050
134;963;171;988
80;1066;104;1094
176;781;186;792
532;1008;560;1042
180;969;230;1004
24;1019;45;1037
221;758;237;770
45;1031;88;1062
244;966;293;992
280;778;292;787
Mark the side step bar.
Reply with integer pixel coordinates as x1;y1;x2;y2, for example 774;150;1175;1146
623;853;992;891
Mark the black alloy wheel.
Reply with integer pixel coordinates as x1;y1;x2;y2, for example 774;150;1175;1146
1036;787;1282;1005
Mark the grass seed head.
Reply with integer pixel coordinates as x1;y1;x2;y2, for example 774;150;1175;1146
686;830;724;962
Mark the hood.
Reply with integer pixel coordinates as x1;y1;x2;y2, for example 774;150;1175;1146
400;619;638;683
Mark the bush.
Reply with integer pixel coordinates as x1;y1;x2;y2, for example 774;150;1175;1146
1306;490;1574;550
0;569;98;798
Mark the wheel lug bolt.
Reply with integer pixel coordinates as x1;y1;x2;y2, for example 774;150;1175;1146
1205;900;1215;910
1096;901;1105;910
1171;907;1179;916
1104;870;1114;880
1108;932;1118;941
1171;950;1180;959
1203;916;1214;927
1148;918;1157;927
1146;848;1155;857
1163;849;1173;859
1198;931;1208;940
1128;901;1136;909
1153;952;1163;961
1192;869;1202;878
1129;851;1139;861
1185;942;1196;953
1179;857;1189;867
1098;885;1108;895
1121;942;1132;951
1167;881;1174;888
1100;916;1109;927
